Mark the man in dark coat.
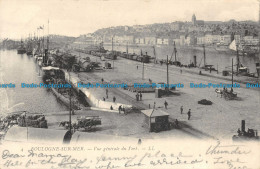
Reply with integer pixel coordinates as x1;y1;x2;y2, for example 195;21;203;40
187;109;191;120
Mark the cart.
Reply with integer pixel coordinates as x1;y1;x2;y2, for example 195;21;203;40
73;116;101;131
215;89;237;100
222;90;237;100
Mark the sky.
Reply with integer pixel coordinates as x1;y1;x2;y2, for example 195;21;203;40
0;0;259;39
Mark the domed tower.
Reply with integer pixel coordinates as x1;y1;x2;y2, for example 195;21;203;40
192;14;196;25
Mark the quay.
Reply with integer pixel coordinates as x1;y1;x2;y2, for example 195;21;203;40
1;45;259;142
65;49;260;139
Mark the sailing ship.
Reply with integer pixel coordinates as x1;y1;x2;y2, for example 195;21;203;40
229;40;249;75
26;35;33;55
17;39;26;54
169;41;181;66
200;45;217;71
229;39;259;57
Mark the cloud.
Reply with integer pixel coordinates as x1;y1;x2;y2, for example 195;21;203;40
0;0;258;38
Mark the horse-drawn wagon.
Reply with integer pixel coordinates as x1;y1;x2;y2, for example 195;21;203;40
215;88;237;100
59;116;101;131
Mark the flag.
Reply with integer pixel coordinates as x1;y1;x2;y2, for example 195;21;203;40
38;26;44;30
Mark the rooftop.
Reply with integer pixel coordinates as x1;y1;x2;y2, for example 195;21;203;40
142;109;169;117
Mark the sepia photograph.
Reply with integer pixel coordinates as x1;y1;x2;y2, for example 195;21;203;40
0;0;259;168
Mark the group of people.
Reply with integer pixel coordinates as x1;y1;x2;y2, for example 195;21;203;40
118;105;126;114
103;89;116;103
103;95;116;102
136;92;142;101
110;105;126;114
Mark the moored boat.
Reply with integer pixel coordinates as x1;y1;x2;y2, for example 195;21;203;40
17;39;26;54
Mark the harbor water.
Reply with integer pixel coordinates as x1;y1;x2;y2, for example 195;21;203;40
0;50;67;115
104;44;260;73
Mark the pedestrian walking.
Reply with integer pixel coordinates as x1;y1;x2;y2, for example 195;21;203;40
187;109;191;120
137;65;138;69
110;105;113;110
153;102;156;109
122;107;126;114
164;101;168;109
101;78;104;83
118;105;122;114
180;106;183;114
103;97;105;101
113;96;116;102
138;138;142;145
140;92;142;101
136;93;139;101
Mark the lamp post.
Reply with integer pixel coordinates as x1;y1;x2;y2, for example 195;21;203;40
68;71;79;133
69;72;72;133
142;50;144;80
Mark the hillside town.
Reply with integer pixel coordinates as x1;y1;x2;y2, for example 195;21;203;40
74;14;259;54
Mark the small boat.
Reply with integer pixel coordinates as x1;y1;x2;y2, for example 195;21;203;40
238;66;249;75
17;48;26;54
232;120;259;141
50;87;80;110
42;67;81;110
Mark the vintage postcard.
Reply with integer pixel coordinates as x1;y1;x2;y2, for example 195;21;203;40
0;0;259;168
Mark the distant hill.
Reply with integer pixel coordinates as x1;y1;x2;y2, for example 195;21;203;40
90;20;258;39
49;34;76;49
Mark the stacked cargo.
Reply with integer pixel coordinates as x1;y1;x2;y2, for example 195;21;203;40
0;112;48;132
17;114;48;128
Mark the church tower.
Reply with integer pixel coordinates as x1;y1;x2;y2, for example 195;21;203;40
192;14;196;25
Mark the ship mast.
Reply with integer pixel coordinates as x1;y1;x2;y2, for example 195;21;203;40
126;42;128;54
174;41;177;62
47;20;49;52
46;20;50;65
166;55;169;88
42;25;44;58
152;46;156;63
236;44;240;74
259;0;260;63
112;37;114;53
203;44;206;67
